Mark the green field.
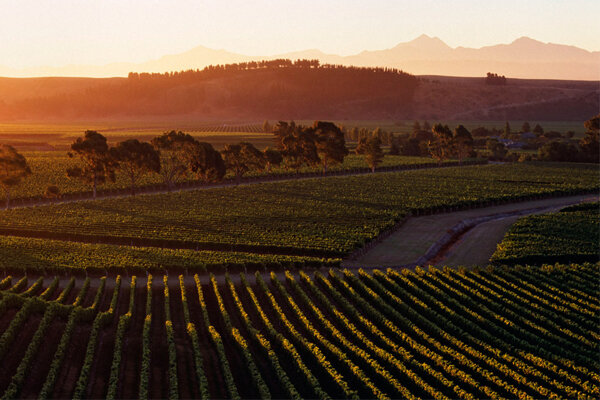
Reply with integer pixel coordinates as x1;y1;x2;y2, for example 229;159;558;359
491;202;600;265
0;236;336;274
0;122;269;151
0;263;597;399
1;163;597;257
1;152;457;203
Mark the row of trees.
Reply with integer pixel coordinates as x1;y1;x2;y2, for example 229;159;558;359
485;73;507;86
0;121;389;208
273;121;349;173
127;59;414;84
65;130;273;198
426;124;474;164
537;115;599;163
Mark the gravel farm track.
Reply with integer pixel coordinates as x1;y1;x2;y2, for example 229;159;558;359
343;193;599;269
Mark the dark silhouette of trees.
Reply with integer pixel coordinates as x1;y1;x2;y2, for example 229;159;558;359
538;141;580;162
273;121;319;172
486;139;508;161
412;121;422;135
471;127;493;137
428;124;454;165
273;120;349;172
389;136;401;155
521;121;531;133
263;147;283;173
185;141;226;183
221;142;265;183
533;124;544;136
485;72;507;85
313;121;348;173
4;60;418;120
66;131;116;198
402;137;423;156
0;145;31;209
111;139;161;195
453;125;473;164
502;121;511;139
580;114;599;163
360;137;384;172
151;131;196;189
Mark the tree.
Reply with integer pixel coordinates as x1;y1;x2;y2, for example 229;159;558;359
67;130;116;198
502;121;511;139
453;125;473;164
538;141;579;162
0;145;31;209
185;141;226;182
428;124;454;165
521;121;531;133
486;139;508;161
533;124;544;136
580;114;599;163
350;127;359;142
411;121;421;135
263;147;283;173
221;142;265;183
151;131;196;189
273;121;319;172
471;126;491;137
312;121;348;173
485;72;507;85
401;137;422;156
362;137;384;172
111;139;160;195
388;134;400;155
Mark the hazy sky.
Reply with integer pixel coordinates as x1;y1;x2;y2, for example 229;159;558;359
1;0;598;68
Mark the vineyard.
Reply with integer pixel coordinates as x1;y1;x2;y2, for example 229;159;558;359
188;124;262;133
491;202;600;266
2;152;464;204
0;263;597;399
0;163;597;258
0;236;337;275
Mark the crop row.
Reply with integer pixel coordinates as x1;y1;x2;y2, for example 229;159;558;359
1;163;597;258
5;151;450;204
0;236;337;274
0;262;597;399
492;202;599;265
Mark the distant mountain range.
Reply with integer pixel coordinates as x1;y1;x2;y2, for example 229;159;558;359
1;35;598;80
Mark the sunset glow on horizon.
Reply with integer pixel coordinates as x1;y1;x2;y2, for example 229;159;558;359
0;0;598;71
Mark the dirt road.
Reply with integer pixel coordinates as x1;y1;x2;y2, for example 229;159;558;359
343;194;598;269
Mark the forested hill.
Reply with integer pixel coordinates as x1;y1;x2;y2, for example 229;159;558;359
0;60;418;120
1;59;596;121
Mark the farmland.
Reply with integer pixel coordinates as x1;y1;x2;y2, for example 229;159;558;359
1;151;462;204
491;202;600;265
0;263;597;399
0;131;598;400
0;236;337;275
0;163;597;258
0;122;270;151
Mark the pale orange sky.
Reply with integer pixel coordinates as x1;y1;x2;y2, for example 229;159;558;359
0;0;598;69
